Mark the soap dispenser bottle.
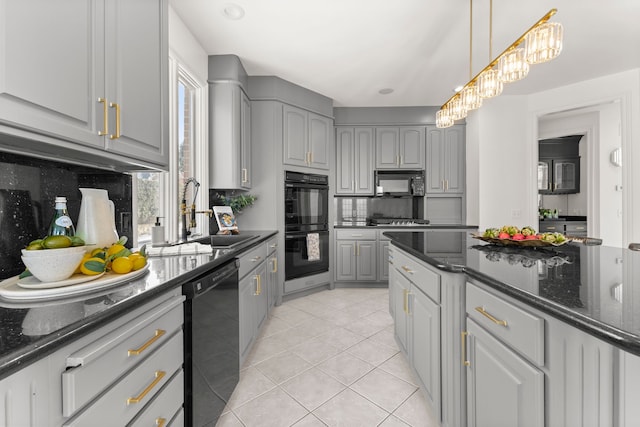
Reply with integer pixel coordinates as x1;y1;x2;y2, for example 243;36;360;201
151;217;165;246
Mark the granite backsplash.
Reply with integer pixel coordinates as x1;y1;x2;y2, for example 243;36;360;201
0;152;132;280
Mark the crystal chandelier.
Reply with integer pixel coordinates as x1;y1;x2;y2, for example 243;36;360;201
436;4;563;128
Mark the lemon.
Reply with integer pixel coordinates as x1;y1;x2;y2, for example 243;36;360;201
131;256;147;271
75;253;92;274
107;243;129;258
91;248;107;260
80;257;106;275
111;256;133;274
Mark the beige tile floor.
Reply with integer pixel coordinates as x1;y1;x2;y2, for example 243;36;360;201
215;287;439;427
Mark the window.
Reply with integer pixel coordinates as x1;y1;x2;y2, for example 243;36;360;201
133;59;206;247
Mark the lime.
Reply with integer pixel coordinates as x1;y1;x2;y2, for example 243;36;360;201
42;235;72;249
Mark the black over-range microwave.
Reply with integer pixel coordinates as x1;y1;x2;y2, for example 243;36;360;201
375;170;425;196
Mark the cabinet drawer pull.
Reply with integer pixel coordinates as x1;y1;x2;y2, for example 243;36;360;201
127;371;166;405
401;265;414;274
575;226;585;230
242;168;248;183
547;226;556;230
251;256;262;262
156;418;166;427
271;257;278;273
461;331;470;366
98;97;108;136
351;233;363;237
128;329;166;356
403;289;409;314
109;102;121;140
475;306;508;327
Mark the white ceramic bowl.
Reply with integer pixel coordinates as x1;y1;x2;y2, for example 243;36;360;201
21;246;87;258
21;249;86;282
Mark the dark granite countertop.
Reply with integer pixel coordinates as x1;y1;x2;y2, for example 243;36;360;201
384;230;640;356
334;223;478;230
0;230;277;380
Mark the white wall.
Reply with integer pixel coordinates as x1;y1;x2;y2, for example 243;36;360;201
466;95;533;230
467;68;640;246
168;6;208;84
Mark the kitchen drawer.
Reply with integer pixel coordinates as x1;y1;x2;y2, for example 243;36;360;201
539;221;565;233
62;296;184;417
265;235;278;254
127;369;184;427
392;248;440;303
239;243;268;279
63;331;183;427
335;229;377;240
565;222;587;234
466;282;544;366
169;407;185;427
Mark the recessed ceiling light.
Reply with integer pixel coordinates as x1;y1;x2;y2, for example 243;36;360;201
222;3;245;20
378;88;394;95
453;86;464;93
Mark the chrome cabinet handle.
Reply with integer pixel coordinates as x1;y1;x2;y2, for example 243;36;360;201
475;306;508;327
127;371;165;405
128;329;166;356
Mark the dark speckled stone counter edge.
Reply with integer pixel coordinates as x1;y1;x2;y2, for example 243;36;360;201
0;230;277;380
334;224;479;230
386;234;640;357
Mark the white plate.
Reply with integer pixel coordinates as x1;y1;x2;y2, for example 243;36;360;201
0;264;149;301
17;272;105;289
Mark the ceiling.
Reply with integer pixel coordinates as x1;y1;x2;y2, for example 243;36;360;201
170;0;640;107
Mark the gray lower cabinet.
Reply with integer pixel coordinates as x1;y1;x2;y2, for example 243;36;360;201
465;318;544;427
375;127;425;169
209;83;252;189
335;127;375;195
539;220;588;237
334;229;377;282
389;246;442;420
238;243;269;365
0;290;185;426
0;0;169;170
283;104;331;170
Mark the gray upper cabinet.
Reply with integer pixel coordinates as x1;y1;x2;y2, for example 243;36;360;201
0;0;168;169
283;104;331;170
426;125;465;193
335;127;375;195
209;83;252;189
375;127;425;169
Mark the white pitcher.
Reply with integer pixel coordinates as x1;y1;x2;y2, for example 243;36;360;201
75;188;119;250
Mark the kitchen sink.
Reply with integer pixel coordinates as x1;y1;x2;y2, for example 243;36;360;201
193;234;259;249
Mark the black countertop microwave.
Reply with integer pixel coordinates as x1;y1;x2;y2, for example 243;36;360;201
375;170;425;196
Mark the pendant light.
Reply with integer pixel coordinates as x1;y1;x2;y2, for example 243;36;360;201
525;21;563;64
477;0;503;99
498;48;530;82
436;107;454;128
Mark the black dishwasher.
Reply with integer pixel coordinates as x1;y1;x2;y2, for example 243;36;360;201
183;259;240;427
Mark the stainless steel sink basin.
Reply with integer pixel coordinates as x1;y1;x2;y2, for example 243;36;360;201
194;234;259;249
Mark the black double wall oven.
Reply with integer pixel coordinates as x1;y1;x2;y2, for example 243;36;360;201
284;171;329;280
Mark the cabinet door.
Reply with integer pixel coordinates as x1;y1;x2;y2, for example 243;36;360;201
356;241;377;281
283;105;308;167
537;160;551;192
375;128;400;169
255;264;268;331
240;91;252;188
0;357;51;427
378;240;390;282
553;158;579;193
354;128;375;194
399;127;425;169
308;112;331;170
335;128;355;194
239;274;257;363
411;288;441;419
426;126;445;193
466;319;544;427
0;0;104;148
443;126;465;193
391;269;411;353
104;0;168;166
335;241;357;281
